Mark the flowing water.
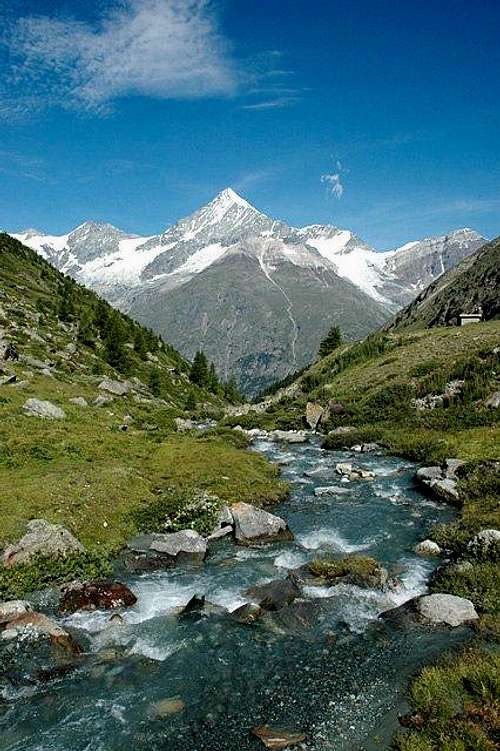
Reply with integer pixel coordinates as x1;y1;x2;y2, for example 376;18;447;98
1;436;470;751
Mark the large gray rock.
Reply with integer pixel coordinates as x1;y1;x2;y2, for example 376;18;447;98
381;593;478;628
231;503;293;544
268;430;308;444
98;378;130;396
128;530;207;564
429;477;460;504
0;600;32;625
23;398;65;419
415;466;443;484
2;519;85;568
174;417;195;432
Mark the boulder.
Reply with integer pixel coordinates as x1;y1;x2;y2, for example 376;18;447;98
484;391;500;409
0;599;32;625
415;466;443;484
93;395;113;407
268;430;308;444
0;373;17;386
231;503;293;544
69;397;88;407
335;463;353;476
305;402;324;430
23;398;65;419
128;530;207;564
415;540;442;557
2;519;85;568
349;469;375;480
179;594;227;619
1;612;82;655
361;442;382;453
207;505;234;540
151;697;185;719
230;602;263;624
98;378;130;396
59;581;137;613
429;478;460;504
381;593;478;628
252;725;306;750
467;529;500;559
174;417;195;432
246;578;301;611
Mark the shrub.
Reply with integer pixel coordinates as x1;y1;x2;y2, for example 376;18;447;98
0;552;112;600
129;487;220;537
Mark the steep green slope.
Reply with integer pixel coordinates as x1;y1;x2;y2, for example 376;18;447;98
387;235;500;330
0;234;287;594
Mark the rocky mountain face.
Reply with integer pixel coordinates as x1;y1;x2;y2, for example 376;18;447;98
387;235;500;330
10;189;487;395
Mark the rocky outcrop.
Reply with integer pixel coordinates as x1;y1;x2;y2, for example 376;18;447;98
246;578;300;611
231;503;293;544
207;505;234;541
415;460;463;505
59;581;137;613
1;612;82;655
179;594;227;619
252;725;306;750
126;530;207;565
0;599;32;625
381;593;479;628
23;398;65;419
174;417;195;432
98;378;130;396
2;519;85;568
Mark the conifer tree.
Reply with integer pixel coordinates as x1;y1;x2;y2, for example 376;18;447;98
104;313;129;372
133;328;147;359
208;362;219;393
190;351;209;387
319;325;343;358
148;368;163;396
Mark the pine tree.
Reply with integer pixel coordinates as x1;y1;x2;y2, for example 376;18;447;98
184;389;197;411
104;313;129;372
190;351;209;387
148;368;163;396
133;328;147;359
77;309;96;348
223;378;241;404
319;325;343;358
208;362;219;393
57;280;76;322
94;299;109;337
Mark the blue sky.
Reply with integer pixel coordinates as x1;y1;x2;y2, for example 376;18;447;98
0;0;499;249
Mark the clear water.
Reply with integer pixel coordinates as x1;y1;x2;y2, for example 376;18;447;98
1;437;469;751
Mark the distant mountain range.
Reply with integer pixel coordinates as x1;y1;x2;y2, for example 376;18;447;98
10;188;487;394
387;234;500;330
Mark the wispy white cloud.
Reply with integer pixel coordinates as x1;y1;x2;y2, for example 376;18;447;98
5;0;236;113
321;160;346;199
241;96;299;111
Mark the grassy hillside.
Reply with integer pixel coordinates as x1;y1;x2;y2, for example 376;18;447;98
0;234;287;595
387;235;500;330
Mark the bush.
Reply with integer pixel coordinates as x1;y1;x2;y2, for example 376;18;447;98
322;427;383;451
430;561;499;614
0;552;112;600
129;487;221;537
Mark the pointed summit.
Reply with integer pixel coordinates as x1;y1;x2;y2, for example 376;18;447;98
211;187;254;211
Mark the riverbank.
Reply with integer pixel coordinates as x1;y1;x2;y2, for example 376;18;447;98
1;434;471;751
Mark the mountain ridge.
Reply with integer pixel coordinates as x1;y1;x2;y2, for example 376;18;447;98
9;189;487;394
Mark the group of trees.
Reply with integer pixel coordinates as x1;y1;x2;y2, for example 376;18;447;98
189;350;241;403
56;276;168;374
